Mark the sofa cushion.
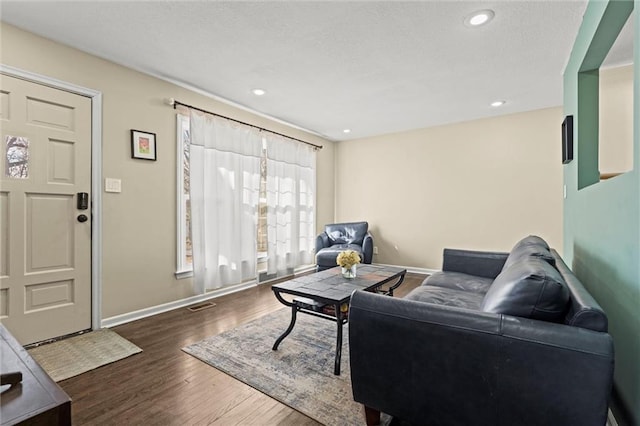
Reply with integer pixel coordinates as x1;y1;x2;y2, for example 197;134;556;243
405;286;484;310
503;244;556;271
481;257;570;322
325;222;368;246
512;235;550;250
423;271;493;295
316;244;364;267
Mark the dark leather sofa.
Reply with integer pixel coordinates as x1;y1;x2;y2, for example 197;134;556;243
349;236;614;426
315;221;373;271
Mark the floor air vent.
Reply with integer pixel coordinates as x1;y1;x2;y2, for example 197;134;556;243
187;302;217;312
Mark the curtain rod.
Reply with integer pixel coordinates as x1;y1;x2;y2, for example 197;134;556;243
167;98;323;150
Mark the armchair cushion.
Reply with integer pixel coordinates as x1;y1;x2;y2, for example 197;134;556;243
481;257;570;322
316;244;364;267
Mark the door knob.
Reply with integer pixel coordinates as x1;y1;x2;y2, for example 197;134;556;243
77;214;88;223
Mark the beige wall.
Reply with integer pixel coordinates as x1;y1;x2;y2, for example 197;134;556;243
0;23;335;318
335;107;564;270
599;64;634;174
1;23;576;318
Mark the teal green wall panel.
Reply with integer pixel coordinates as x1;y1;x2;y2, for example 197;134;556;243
563;0;639;422
577;70;600;188
581;1;634;71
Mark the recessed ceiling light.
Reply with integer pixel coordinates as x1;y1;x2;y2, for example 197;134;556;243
252;88;266;96
491;100;506;107
343;129;351;134
465;9;495;27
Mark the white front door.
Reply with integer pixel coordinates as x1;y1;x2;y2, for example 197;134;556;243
0;74;92;345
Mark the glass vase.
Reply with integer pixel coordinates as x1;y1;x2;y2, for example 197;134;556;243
341;264;357;279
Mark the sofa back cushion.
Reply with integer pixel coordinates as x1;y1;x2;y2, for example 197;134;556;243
325;221;368;246
503;244;556;271
512;235;550;250
482;257;570;322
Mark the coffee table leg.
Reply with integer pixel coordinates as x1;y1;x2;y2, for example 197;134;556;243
387;272;406;297
273;304;297;350
334;303;343;375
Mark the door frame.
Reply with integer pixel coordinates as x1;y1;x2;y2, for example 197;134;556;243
1;64;103;332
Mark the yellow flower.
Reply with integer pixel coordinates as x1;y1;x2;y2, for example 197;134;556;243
336;250;361;268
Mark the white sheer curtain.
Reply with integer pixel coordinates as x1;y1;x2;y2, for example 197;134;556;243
189;111;262;293
265;133;316;275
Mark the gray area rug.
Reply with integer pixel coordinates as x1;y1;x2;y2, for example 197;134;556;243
28;328;142;382
183;308;392;425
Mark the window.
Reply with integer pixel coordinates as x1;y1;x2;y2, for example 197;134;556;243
176;115;192;276
258;139;268;255
176;115;271;278
5;135;30;179
257;139;269;275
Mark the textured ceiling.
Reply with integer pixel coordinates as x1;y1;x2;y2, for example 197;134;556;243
2;1;631;141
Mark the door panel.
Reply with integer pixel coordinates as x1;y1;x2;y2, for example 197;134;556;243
0;192;7;277
0;91;9;118
26;96;76;130
48;139;76;184
0;74;91;345
25;280;74;312
27;193;74;272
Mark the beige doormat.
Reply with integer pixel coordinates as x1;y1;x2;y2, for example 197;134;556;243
27;329;142;382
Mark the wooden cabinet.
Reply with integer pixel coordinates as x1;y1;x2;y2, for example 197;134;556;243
0;325;71;425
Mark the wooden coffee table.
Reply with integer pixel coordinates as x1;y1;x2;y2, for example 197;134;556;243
271;264;406;375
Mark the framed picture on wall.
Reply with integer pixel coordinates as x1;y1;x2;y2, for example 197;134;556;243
131;129;157;161
561;115;573;164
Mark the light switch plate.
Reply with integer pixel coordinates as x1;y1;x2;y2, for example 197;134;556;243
105;178;122;193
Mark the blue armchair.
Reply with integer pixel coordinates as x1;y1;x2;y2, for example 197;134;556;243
315;221;373;271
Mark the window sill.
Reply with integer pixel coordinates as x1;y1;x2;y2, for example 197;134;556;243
175;269;193;280
600;172;624;181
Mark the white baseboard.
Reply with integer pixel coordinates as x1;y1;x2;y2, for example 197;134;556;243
102;264;433;329
101;280;257;328
373;262;437;276
295;264;316;274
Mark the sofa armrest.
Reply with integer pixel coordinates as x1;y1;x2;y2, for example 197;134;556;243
442;248;509;279
349;291;613;426
362;232;374;264
315;232;330;254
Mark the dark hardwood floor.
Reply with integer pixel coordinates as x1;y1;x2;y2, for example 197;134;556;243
59;272;424;425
